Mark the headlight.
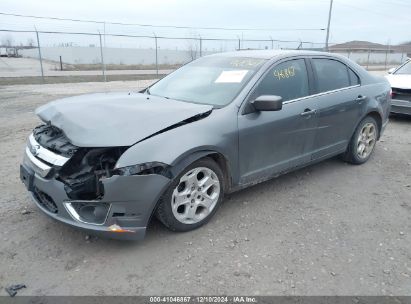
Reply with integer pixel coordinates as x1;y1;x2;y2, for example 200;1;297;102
113;162;170;177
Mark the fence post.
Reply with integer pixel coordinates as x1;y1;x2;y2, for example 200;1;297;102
384;49;388;70
153;33;159;77
35;29;44;83
238;38;241;50
199;36;202;57
366;49;371;70
269;36;274;49
98;32;106;82
384;43;390;70
59;56;63;71
103;21;106;47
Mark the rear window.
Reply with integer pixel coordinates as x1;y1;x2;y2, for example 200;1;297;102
312;59;351;93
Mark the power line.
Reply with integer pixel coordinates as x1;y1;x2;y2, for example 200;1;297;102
0;12;326;32
334;2;406;20
0;28;327;44
379;0;411;7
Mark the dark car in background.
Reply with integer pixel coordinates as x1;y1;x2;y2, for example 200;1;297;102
20;50;391;240
386;59;411;115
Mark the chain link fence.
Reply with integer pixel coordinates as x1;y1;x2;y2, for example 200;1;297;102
0;29;408;84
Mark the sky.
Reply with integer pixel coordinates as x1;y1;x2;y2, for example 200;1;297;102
0;0;410;49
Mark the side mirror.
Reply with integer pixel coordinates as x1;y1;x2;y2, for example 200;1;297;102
251;95;283;111
388;67;395;74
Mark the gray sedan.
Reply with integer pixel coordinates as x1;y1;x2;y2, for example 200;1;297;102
20;50;391;240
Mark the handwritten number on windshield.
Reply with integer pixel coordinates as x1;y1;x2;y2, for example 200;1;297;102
273;66;295;80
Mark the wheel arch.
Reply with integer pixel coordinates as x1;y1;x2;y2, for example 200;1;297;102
149;150;231;229
169;150;232;193
365;110;382;139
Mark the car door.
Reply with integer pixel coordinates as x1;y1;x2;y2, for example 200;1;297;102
309;58;364;160
238;58;318;185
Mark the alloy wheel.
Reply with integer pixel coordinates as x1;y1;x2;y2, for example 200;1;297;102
357;122;377;159
171;167;221;224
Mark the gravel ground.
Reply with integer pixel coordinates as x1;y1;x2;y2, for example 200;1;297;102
0;80;410;296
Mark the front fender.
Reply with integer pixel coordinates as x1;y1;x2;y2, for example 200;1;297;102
168;150;220;177
115;107;240;185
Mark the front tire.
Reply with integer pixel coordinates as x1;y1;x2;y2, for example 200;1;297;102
342;116;379;165
156;158;224;232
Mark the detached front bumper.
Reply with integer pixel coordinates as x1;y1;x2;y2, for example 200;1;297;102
20;147;171;241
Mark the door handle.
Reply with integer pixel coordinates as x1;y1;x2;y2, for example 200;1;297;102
300;109;317;116
356;95;367;102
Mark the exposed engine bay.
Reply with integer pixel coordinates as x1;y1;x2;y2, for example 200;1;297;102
34;124;126;200
59;147;126;200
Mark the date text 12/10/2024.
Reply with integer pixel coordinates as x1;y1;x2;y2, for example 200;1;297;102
149;296;257;303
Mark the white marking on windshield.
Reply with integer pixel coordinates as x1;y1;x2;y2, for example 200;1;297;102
214;70;249;83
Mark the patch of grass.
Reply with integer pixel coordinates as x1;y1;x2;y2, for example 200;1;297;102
0;74;166;86
61;63;182;71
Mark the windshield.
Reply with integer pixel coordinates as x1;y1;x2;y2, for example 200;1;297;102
148;56;266;106
394;60;411;75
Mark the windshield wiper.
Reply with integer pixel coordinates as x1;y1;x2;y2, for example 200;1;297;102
145;89;171;100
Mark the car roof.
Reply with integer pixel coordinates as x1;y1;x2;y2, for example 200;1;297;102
207;49;329;60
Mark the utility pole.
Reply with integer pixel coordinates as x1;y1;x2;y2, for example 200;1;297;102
153;33;158;77
35;27;44;83
325;0;334;51
98;31;106;82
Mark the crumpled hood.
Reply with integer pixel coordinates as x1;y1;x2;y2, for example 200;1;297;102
385;74;411;89
36;92;213;147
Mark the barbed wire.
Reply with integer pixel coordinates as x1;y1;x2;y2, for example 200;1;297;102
0;29;328;46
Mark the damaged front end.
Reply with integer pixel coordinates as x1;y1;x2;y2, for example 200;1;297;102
21;124;171;240
59;147;126;200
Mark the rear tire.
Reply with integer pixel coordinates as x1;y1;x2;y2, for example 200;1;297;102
342;116;379;165
155;158;224;232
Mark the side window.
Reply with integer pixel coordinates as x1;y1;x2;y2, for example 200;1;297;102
312;59;350;93
348;68;360;85
250;59;309;102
